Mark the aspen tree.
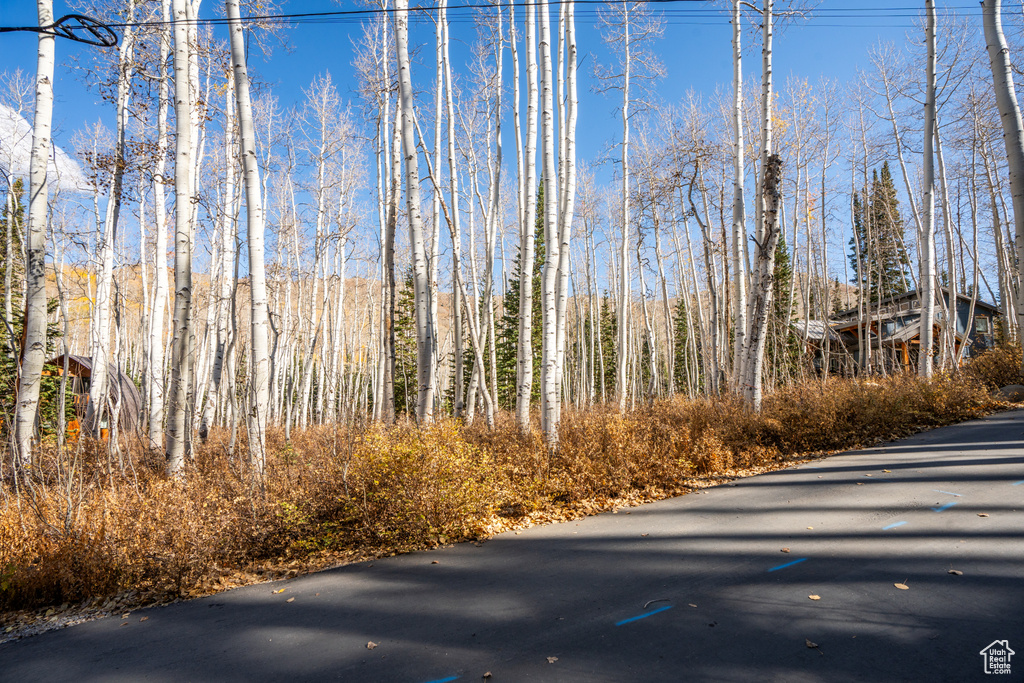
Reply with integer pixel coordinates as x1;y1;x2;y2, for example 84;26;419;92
730;0;748;391
739;0;794;408
14;0;56;466
226;0;271;474
538;0;560;440
919;0;936;378
166;0;197;475
394;0;436;423
516;0;540;431
87;3;135;440
596;1;662;411
148;0;171;448
553;0;577;426
983;0;1024;352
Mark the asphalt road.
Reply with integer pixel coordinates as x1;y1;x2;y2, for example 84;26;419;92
3;409;1023;682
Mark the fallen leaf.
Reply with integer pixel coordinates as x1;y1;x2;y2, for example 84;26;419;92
367;642;378;650
273;588;286;594
807;526;814;530
856;482;864;485
431;560;439;564
120;622;128;627
688;604;697;608
483;673;492;679
286;597;295;603
948;569;963;576
883;470;891;473
894;583;909;590
140;617;148;622
640;533;649;537
122;613;131;619
781;547;790;553
808;595;821;601
547;656;558;664
978;513;990;518
806;639;819;648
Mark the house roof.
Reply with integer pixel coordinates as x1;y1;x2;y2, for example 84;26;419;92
831;287;1001;322
791;320;842;341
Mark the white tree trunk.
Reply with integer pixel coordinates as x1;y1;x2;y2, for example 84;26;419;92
919;0;937;378
983;0;1024;353
539;0;561;442
165;0;196;475
516;0;540;431
227;0;271;475
394;0;436;423
14;0;56;466
88;9;136;440
553;0;577;428
730;0;748;391
615;8;632;413
148;0;172;449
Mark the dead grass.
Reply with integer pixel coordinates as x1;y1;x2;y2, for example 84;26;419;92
0;356;1013;630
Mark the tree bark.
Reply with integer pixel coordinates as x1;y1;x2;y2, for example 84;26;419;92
983;0;1024;355
919;0;936;378
14;0;56;467
394;0;436;423
227;0;271;475
165;0;196;475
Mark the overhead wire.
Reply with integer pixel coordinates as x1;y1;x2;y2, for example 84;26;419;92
83;1;982;32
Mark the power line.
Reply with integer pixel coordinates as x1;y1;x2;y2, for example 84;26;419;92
0;1;984;38
82;1;984;31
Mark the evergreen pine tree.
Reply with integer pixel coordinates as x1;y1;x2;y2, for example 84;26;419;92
672;296;696;394
768;234;799;380
392;269;418;417
597;295;616;399
848;162;910;301
494;187;545;410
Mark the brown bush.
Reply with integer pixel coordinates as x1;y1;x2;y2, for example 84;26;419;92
967;344;1024;391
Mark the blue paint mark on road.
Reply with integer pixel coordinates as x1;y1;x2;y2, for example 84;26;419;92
932;490;962;497
616;605;673;626
883;521;907;530
1013;480;1024;486
422;677;459;683
932;501;958;512
768;558;808;572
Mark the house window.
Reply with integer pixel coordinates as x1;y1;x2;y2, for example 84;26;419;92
976;316;990;335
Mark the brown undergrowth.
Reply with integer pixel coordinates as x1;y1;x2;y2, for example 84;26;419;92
1;356;1018;630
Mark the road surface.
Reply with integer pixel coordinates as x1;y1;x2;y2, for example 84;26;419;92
3;408;1023;682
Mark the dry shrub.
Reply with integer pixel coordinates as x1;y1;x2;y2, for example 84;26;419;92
967;344;1024;391
345;421;496;544
0;369;1005;617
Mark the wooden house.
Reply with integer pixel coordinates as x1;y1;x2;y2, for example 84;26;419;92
44;355;143;437
826;288;1000;374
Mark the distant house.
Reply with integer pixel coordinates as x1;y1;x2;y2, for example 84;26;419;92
796;288;1000;375
791;319;856;376
43;355;143;437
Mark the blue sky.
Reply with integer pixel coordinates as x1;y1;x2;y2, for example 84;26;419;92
0;1;935;175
